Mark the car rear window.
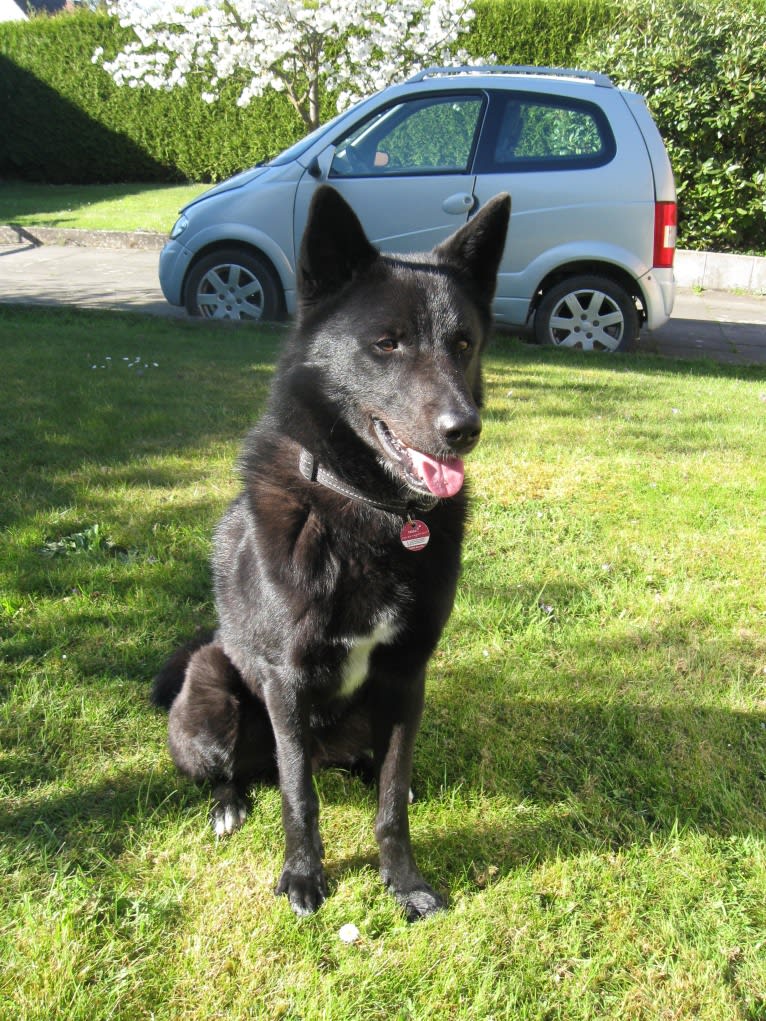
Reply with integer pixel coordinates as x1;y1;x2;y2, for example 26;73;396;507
475;91;616;173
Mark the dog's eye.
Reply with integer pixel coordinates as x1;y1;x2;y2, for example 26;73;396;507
374;337;398;354
455;337;472;354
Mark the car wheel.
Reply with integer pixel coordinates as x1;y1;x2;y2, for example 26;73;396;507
534;275;639;353
185;248;283;321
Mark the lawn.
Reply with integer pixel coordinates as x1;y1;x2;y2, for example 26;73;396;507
1;304;765;1020
0;182;207;234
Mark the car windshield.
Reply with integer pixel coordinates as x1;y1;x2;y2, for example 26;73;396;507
268;105;364;166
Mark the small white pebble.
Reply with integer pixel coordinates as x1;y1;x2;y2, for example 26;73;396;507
338;923;360;944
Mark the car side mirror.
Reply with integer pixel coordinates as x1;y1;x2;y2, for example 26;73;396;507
308;146;335;180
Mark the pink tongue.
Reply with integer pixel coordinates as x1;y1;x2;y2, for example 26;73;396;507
407;449;465;498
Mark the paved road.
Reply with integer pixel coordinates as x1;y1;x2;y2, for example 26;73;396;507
2;241;765;364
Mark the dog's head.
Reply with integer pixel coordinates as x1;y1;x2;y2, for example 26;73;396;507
287;185;510;500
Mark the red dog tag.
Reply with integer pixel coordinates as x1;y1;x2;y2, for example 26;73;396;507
400;518;430;552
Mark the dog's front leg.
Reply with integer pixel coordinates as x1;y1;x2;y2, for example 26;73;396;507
263;680;326;916
373;673;446;922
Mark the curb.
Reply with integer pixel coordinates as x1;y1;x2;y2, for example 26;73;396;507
1;224;765;294
0;224;166;251
674;249;766;294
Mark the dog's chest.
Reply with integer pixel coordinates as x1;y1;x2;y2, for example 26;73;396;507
337;615;400;697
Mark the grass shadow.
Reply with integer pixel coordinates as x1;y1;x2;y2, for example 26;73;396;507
0;56;173;185
491;330;766;382
0;767;196;866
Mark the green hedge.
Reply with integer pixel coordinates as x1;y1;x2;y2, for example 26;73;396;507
0;10;312;183
0;3;617;185
583;0;766;253
466;0;616;67
2;1;766;251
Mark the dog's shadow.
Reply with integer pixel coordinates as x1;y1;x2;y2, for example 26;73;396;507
6;686;763;912
315;687;766;900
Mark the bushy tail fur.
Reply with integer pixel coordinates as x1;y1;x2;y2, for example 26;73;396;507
150;630;214;709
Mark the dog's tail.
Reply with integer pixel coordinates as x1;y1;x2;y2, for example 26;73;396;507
150;630;215;710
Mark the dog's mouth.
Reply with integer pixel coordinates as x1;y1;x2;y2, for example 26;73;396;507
372;419;465;499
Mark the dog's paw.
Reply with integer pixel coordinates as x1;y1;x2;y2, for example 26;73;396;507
276;865;328;916
210;788;248;837
397;884;447;923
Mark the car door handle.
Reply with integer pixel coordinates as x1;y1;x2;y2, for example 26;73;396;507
442;193;475;215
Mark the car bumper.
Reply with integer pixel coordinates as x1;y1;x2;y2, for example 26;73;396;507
639;266;675;330
159;240;194;306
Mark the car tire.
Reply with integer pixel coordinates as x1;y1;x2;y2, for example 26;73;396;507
184;248;284;321
534;275;639;353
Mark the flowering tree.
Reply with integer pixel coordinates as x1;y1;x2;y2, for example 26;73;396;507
94;0;476;131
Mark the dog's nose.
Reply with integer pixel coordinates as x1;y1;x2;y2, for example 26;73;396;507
438;408;482;453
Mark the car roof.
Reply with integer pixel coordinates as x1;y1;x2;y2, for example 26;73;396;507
406;65;615;90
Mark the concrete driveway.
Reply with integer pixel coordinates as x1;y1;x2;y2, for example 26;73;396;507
1;240;765;364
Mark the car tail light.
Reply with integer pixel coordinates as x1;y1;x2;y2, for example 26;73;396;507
653;201;677;269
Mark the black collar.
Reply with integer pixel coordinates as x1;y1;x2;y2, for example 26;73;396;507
298;448;438;517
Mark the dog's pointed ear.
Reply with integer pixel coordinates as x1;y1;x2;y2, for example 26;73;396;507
297;186;380;310
434;193;511;307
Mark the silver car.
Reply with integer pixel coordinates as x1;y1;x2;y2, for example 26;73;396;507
159;66;676;353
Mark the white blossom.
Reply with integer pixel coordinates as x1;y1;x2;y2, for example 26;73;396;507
96;0;476;129
338;922;360;943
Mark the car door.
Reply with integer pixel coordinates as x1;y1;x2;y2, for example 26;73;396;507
294;91;486;259
471;88;655;325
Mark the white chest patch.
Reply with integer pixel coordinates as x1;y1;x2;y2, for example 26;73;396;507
338;617;399;698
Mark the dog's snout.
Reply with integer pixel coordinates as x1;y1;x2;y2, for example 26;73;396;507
438;408;482;453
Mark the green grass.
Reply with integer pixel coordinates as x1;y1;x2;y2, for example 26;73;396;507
2;304;766;1020
0;182;208;234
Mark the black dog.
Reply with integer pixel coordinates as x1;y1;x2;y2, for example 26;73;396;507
152;186;510;921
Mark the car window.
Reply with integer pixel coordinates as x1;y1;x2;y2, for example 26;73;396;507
476;92;616;173
330;94;484;178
